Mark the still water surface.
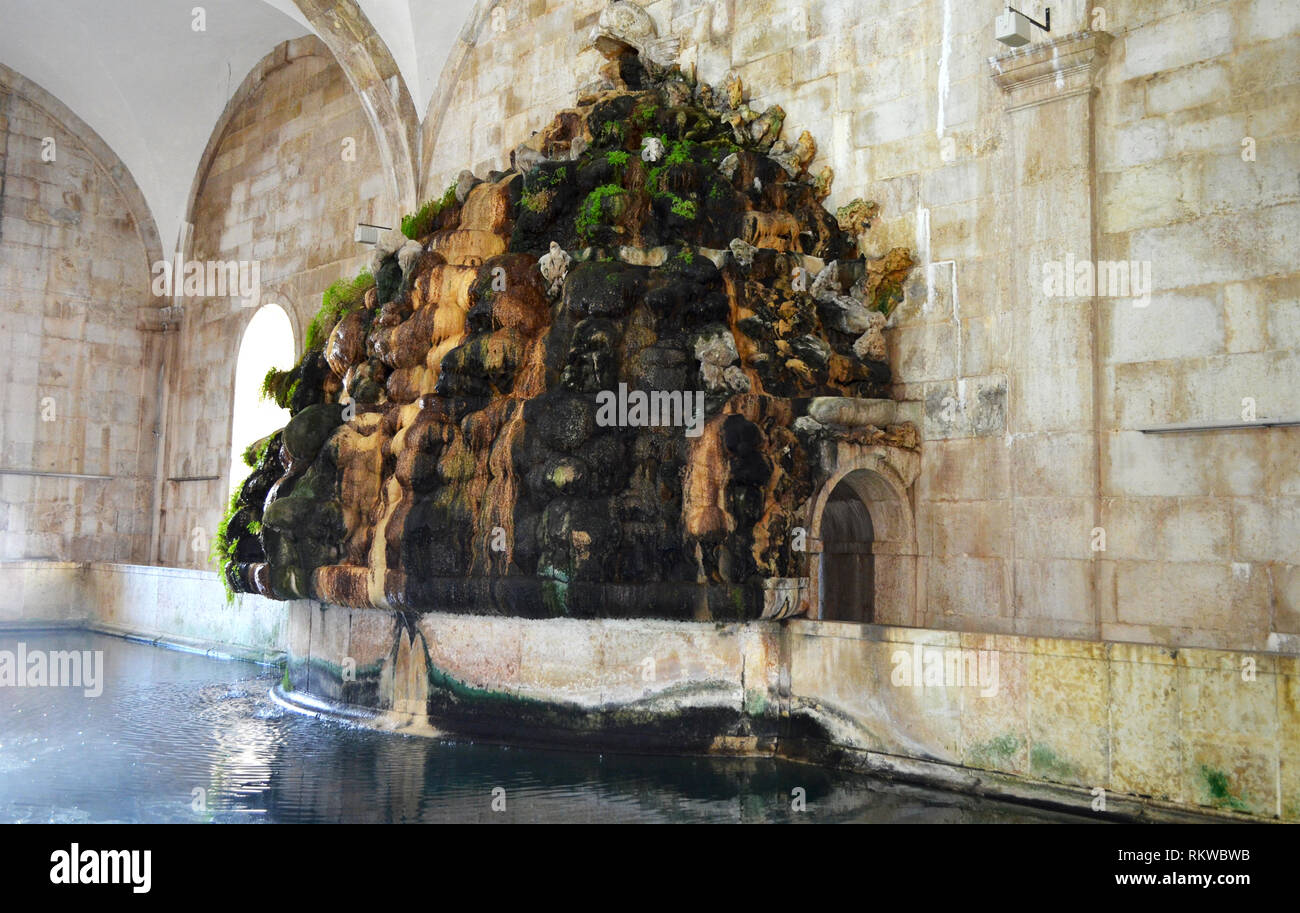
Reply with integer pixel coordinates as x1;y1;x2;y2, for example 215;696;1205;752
0;632;1095;823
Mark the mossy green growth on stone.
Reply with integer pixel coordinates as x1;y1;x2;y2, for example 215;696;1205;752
260;366;294;409
667;195;697;219
210;486;245;604
969;733;1022;770
520;188;550;213
304;269;375;351
634;100;658;125
664;139;694;166
549;463;578;488
870;281;905;317
241;433;275;469
1199;765;1250;811
1029;744;1077;782
400;183;456;239
529;164;569;189
599;121;625;145
282;403;345;466
575;184;627;243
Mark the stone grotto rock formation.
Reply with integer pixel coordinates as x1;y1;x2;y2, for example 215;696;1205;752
217;43;918;621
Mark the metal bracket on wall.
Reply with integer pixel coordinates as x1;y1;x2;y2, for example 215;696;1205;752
0;468;113;480
1009;5;1050;32
1139;419;1300;434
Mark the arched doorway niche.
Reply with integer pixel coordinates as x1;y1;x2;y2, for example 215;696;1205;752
806;445;920;626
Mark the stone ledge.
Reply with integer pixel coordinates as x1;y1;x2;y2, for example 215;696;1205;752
777;739;1267;824
87;621;284;666
87;561;221;582
988;30;1114;111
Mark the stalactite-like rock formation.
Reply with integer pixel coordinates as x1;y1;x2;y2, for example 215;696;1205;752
219;46;917;620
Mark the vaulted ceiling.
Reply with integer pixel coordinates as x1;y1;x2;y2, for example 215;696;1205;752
0;0;477;253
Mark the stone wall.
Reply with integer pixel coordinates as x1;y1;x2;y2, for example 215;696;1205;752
419;0;1299;652
159;38;399;569
784;618;1298;821
281;601;1298;821
0;560;287;661
0;75;161;564
1093;2;1300;651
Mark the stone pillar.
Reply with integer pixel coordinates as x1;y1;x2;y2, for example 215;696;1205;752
988;32;1112;639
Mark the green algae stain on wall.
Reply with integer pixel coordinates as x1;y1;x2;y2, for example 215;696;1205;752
968;732;1022;772
1198;765;1250;812
1029;744;1078;783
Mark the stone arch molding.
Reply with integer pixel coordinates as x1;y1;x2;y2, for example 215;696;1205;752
418;0;501;188
293;0;420;214
0;62;165;272
184;36;328;255
805;443;921;625
184;30;416;249
185;17;419;245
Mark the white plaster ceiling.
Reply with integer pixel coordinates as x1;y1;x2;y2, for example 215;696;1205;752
0;0;476;255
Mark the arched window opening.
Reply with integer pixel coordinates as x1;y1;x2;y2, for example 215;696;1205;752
229;304;295;496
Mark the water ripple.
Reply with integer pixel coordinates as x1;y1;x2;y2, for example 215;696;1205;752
0;632;1094;824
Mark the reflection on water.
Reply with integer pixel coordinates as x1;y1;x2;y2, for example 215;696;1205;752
0;632;1095;823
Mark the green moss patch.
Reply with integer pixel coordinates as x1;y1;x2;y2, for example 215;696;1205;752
305;269;375;352
400;183;457;239
1199;765;1251;812
575;184;627;243
1029;744;1078;782
969;732;1022;770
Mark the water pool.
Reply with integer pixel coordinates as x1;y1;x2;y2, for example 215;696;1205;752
0;631;1096;823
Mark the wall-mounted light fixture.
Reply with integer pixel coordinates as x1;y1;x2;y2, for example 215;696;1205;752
995;6;1050;47
354;223;392;245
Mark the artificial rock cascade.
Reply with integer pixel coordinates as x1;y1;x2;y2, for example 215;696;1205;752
220;43;918;621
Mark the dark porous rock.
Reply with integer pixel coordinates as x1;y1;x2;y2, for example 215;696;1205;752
564;261;647;319
375;257;403;305
532;391;596;453
283;403;345;465
560;317;620;393
217;47;918;619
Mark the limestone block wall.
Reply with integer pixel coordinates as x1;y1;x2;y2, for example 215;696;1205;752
784;619;1299;821
159;39;399;569
0;560;288;660
0;560;87;625
279;601;1297;820
84;563;287;660
0;78;161;564
418;0;1298;651
1093;2;1300;652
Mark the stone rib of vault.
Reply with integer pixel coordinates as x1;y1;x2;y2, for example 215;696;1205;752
219;44;918;621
